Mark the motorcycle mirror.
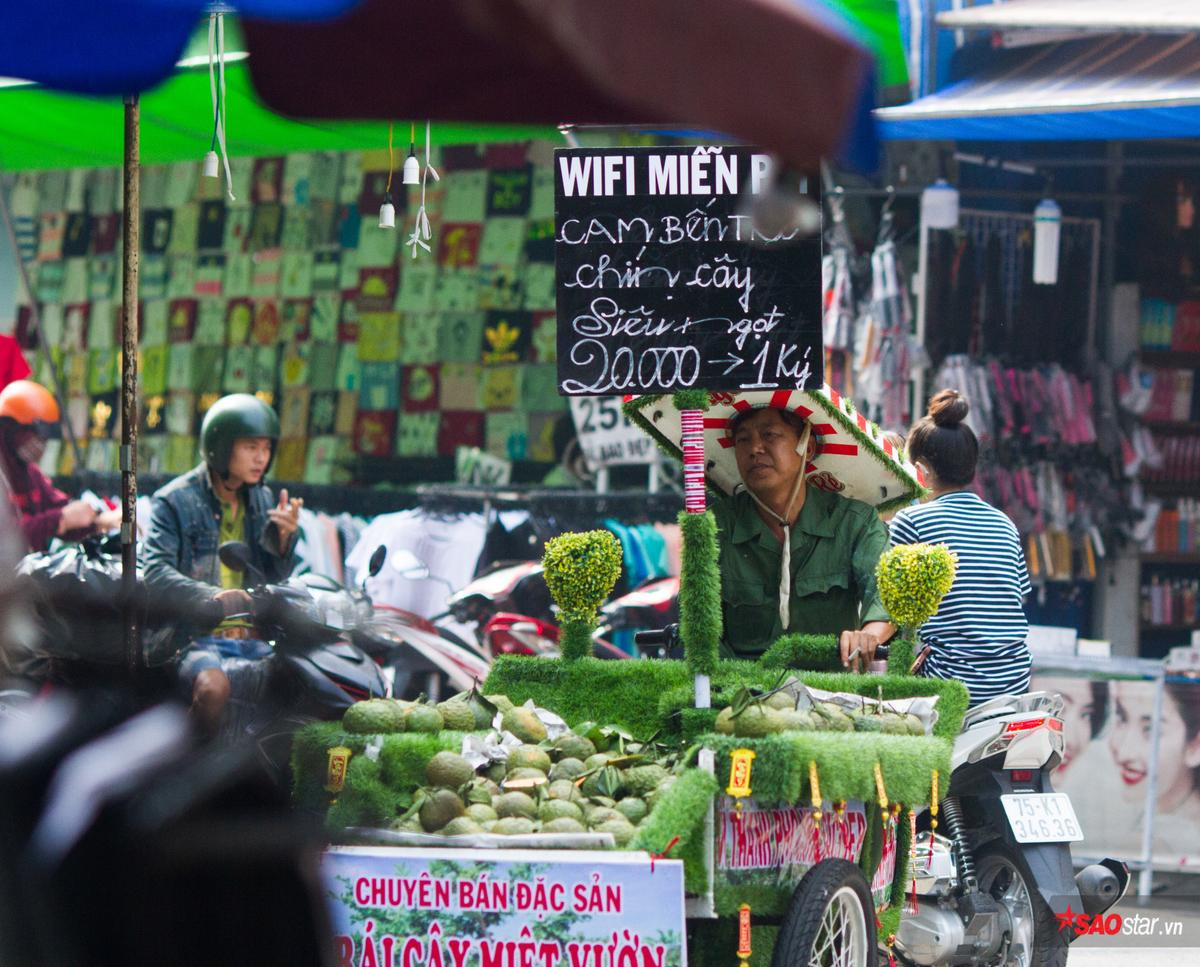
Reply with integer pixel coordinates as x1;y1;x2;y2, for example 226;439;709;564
218;541;253;573
367;545;388;578
389;548;430;581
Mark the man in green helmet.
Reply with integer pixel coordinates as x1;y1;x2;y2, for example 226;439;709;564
142;393;302;735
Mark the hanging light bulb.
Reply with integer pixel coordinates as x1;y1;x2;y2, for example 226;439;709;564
1033;197;1062;285
402;148;420;185
920;178;959;230
379;199;395;229
402;122;421;185
378;122;397;230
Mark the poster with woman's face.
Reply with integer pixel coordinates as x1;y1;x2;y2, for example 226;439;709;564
1033;674;1200;870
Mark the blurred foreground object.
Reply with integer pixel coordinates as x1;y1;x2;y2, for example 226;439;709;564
0;695;333;967
244;0;878;172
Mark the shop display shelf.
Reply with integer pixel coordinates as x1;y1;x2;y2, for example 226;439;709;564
1142;420;1200;432
1140;481;1200;498
1140;552;1200;564
1140;350;1200;368
1139;621;1200;632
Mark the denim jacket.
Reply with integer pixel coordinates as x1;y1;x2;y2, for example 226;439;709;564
141;464;296;617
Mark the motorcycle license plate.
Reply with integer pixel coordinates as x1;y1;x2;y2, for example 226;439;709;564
1001;794;1084;843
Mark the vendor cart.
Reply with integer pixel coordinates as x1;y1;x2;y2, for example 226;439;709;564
295;612;964;967
293;382;965;967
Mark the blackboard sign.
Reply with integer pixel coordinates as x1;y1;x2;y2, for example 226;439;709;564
555;146;822;396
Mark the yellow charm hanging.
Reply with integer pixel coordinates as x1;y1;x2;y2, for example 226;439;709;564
874;762;889;823
727;748;756;819
809;760;823;822
325;745;352;793
930;769;939;834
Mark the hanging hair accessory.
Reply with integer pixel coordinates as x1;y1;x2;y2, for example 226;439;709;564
406;121;440;259
205;9;235;200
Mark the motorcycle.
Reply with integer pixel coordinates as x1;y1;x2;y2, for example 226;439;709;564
895;690;1128;967
432;558;628;661
215;541;389;781
634;628;1129;967
348;547;493;703
600;575;679;658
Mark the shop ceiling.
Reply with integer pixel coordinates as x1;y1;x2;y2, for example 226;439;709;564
879;0;1200;147
935;0;1200;35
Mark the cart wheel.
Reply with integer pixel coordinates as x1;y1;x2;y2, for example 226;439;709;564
771;859;876;967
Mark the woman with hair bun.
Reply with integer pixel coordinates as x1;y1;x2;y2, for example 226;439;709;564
889;389;1033;705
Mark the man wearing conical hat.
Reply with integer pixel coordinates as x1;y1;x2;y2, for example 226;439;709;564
628;387;925;671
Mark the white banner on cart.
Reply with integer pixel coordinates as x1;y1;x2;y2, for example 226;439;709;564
324;846;687;967
716;798;897;906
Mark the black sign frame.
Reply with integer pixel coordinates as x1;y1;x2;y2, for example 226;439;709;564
554;146;822;397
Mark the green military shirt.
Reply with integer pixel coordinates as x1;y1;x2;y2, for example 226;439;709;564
711;487;890;658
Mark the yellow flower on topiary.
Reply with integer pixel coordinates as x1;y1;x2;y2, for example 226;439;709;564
876;543;957;631
542;529;623;625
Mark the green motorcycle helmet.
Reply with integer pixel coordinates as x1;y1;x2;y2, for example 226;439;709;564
199;394;280;478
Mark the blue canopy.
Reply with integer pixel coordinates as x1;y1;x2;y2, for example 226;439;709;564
876;32;1200;141
1;0;357;95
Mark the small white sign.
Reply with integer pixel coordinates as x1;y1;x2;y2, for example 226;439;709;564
1001;793;1084;844
569;396;657;467
455;446;512;485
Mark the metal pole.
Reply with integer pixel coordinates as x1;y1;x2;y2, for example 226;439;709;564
1137;668;1166;897
1100;142;1123;366
0;176;84;469
1086;218;1101;371
913;220;930;417
121;94;141;677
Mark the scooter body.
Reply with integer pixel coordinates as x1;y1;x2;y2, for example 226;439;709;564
895;692;1129;967
357;605;491;703
445;560;631;661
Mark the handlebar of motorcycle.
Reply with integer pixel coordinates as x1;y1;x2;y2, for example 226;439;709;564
634;625;676;648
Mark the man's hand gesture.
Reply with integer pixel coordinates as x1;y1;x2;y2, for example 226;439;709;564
268;488;303;544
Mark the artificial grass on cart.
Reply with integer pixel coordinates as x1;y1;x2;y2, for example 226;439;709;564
290;721;720;891
291;724;466;821
485;654;970;745
631;768;718;895
699;733;950;811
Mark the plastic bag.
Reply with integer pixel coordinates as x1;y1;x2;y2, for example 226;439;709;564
17;540;185;667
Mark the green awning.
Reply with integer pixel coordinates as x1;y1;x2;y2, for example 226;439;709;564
0;58;557;172
821;0;909;94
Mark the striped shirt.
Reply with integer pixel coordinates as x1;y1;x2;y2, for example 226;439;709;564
888;491;1032;704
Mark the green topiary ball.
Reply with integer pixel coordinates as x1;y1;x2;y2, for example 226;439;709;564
542;530;623;622
876;543;957;630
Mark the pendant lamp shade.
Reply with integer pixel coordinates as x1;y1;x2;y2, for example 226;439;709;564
402;148;420;185
920;178;959;230
1033;198;1061;285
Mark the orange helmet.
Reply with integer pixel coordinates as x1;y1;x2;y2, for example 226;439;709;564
0;380;60;430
